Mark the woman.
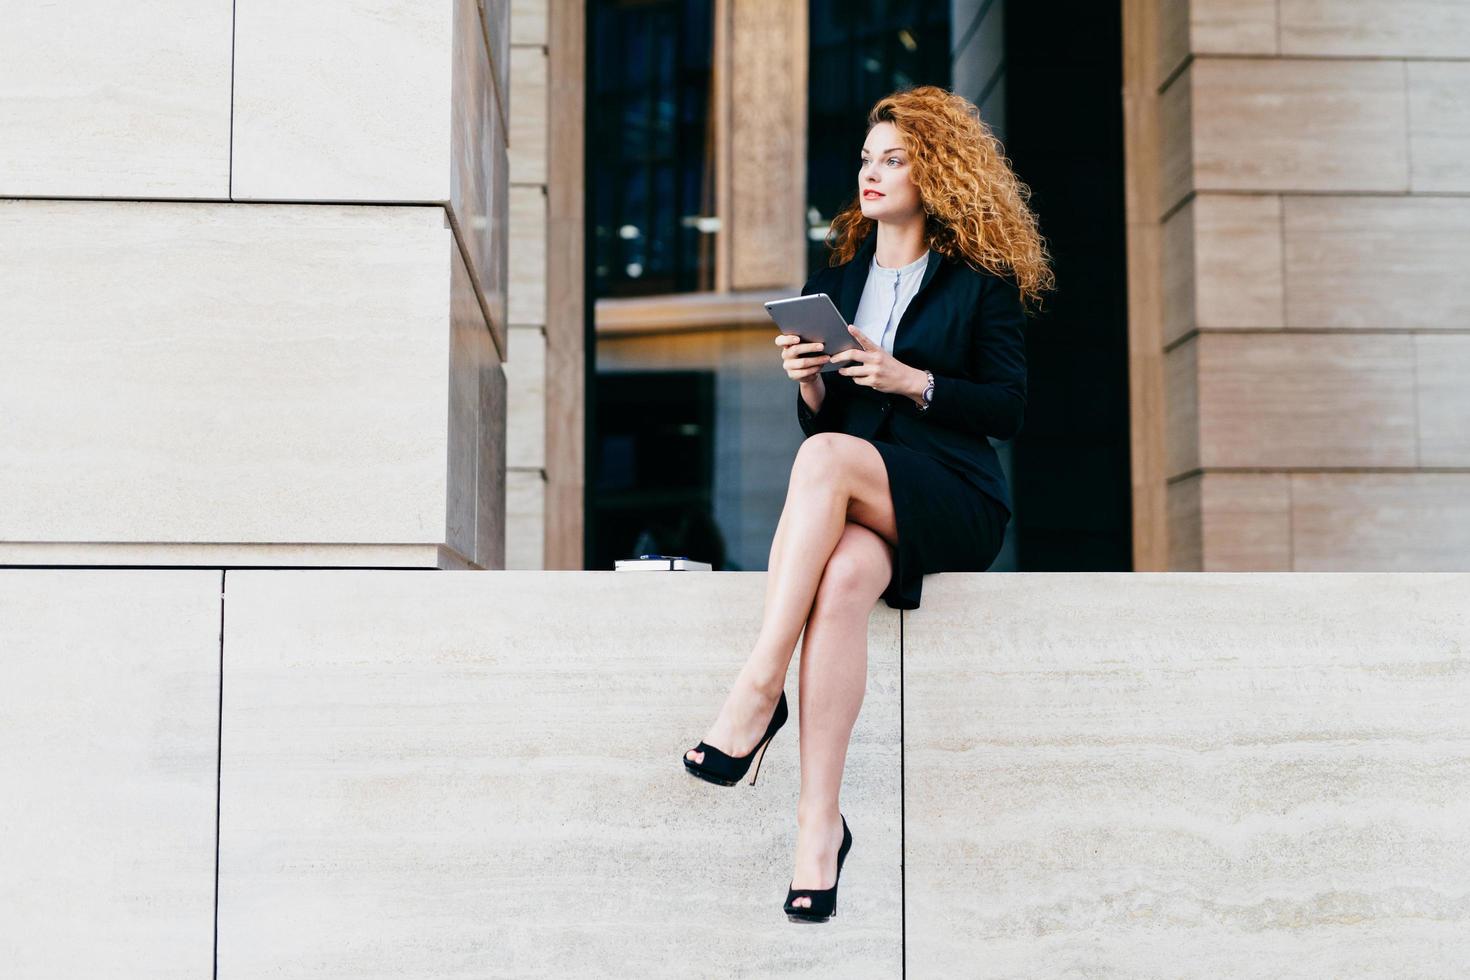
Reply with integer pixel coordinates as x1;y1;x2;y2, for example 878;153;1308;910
681;85;1054;923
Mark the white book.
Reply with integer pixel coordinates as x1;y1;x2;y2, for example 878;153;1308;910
614;555;713;572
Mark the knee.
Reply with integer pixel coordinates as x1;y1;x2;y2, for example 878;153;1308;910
814;531;889;609
792;432;856;489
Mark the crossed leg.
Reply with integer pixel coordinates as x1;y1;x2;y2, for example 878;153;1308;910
682;432;899;907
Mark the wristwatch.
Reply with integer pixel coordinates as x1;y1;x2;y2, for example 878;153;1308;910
917;370;935;412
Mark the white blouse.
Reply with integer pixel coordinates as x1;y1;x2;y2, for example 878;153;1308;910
852;249;930;354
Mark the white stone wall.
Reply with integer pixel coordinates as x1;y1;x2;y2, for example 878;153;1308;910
0;0;510;569
3;569;1467;974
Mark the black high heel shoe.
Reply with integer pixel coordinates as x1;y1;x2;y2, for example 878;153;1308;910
784;814;852;923
682;690;788;787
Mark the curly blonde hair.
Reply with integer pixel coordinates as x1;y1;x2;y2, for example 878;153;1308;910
825;85;1055;311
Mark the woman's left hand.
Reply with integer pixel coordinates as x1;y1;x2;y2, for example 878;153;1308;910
831;324;925;400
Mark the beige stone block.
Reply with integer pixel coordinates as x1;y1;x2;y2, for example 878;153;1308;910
1168;471;1292;571
505;326;547;470
1416;334;1470;466
0;569;219;977
505;467;545;569
1190;57;1408;193
0;0;232;198
1196;332;1418;470
0;199;495;558
483;0;511;116
903;571;1470;973
449;238;505;569
1166;471;1203;570
1408;62;1470;193
452;0;510;357
1158;68;1193;217
1191;0;1278;55
511;0;547;46
1292;473;1470;569
217;570;903;975
509;45;548;185
1284;195;1470;329
508;184;548;325
231;0;452;201
1164;335;1200;477
1163;194;1283;344
1281;0;1470;57
1156;0;1191;82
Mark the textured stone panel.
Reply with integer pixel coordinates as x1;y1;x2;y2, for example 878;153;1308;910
1189;57;1408;194
0;569;219;978
505;325;546;470
1163;194;1283;344
904;572;1470;975
505;467;545;569
1292;473;1470;570
231;0;452;201
508;185;548;326
511;0;547;46
1194;332;1417;470
1408;62;1470;194
509;45;548;185
218;570;902;977
1168;471;1292;571
1281;0;1470;57
1284;195;1470;329
1416;334;1470;467
0;0;232;198
0;200;453;547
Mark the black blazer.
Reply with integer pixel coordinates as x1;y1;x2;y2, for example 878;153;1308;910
795;230;1028;516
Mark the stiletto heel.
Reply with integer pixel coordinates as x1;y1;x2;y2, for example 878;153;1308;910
682;690;788;787
784;814;851;924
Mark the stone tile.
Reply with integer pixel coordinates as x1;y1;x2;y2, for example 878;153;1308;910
0;569;219;977
904;572;1470;974
508;184;547;326
505;325;546;470
505;466;545;569
218;570;903;976
0;0;232;198
1189;57;1408;194
1416;334;1470;466
509;45;548;185
1292;473;1470;569
510;0;547;46
1281;0;1470;57
1408;61;1470;193
1195;332;1417;469
1284;195;1470;329
0;200;456;550
1163;194;1283;344
1190;0;1278;55
231;0;451;201
1168;471;1292;570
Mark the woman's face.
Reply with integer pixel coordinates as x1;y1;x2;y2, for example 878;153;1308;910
858;121;922;223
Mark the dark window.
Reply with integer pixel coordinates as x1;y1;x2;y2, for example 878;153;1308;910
807;1;951;276
591;371;729;570
590;0;716;298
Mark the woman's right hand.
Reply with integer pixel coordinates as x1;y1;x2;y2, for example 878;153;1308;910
776;334;830;385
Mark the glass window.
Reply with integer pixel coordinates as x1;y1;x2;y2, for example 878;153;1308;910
590;0;717;298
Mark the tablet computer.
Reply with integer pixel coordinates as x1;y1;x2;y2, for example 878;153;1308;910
763;292;859;372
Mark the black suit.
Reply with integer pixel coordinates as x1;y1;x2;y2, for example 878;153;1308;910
795;230;1027;517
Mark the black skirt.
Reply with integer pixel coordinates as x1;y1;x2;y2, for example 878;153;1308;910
868;435;1010;610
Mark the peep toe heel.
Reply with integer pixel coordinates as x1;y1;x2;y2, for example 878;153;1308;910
784;814;852;923
682;689;788;787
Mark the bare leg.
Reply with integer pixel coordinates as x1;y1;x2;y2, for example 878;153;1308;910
685;432;898;765
788;521;893;907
